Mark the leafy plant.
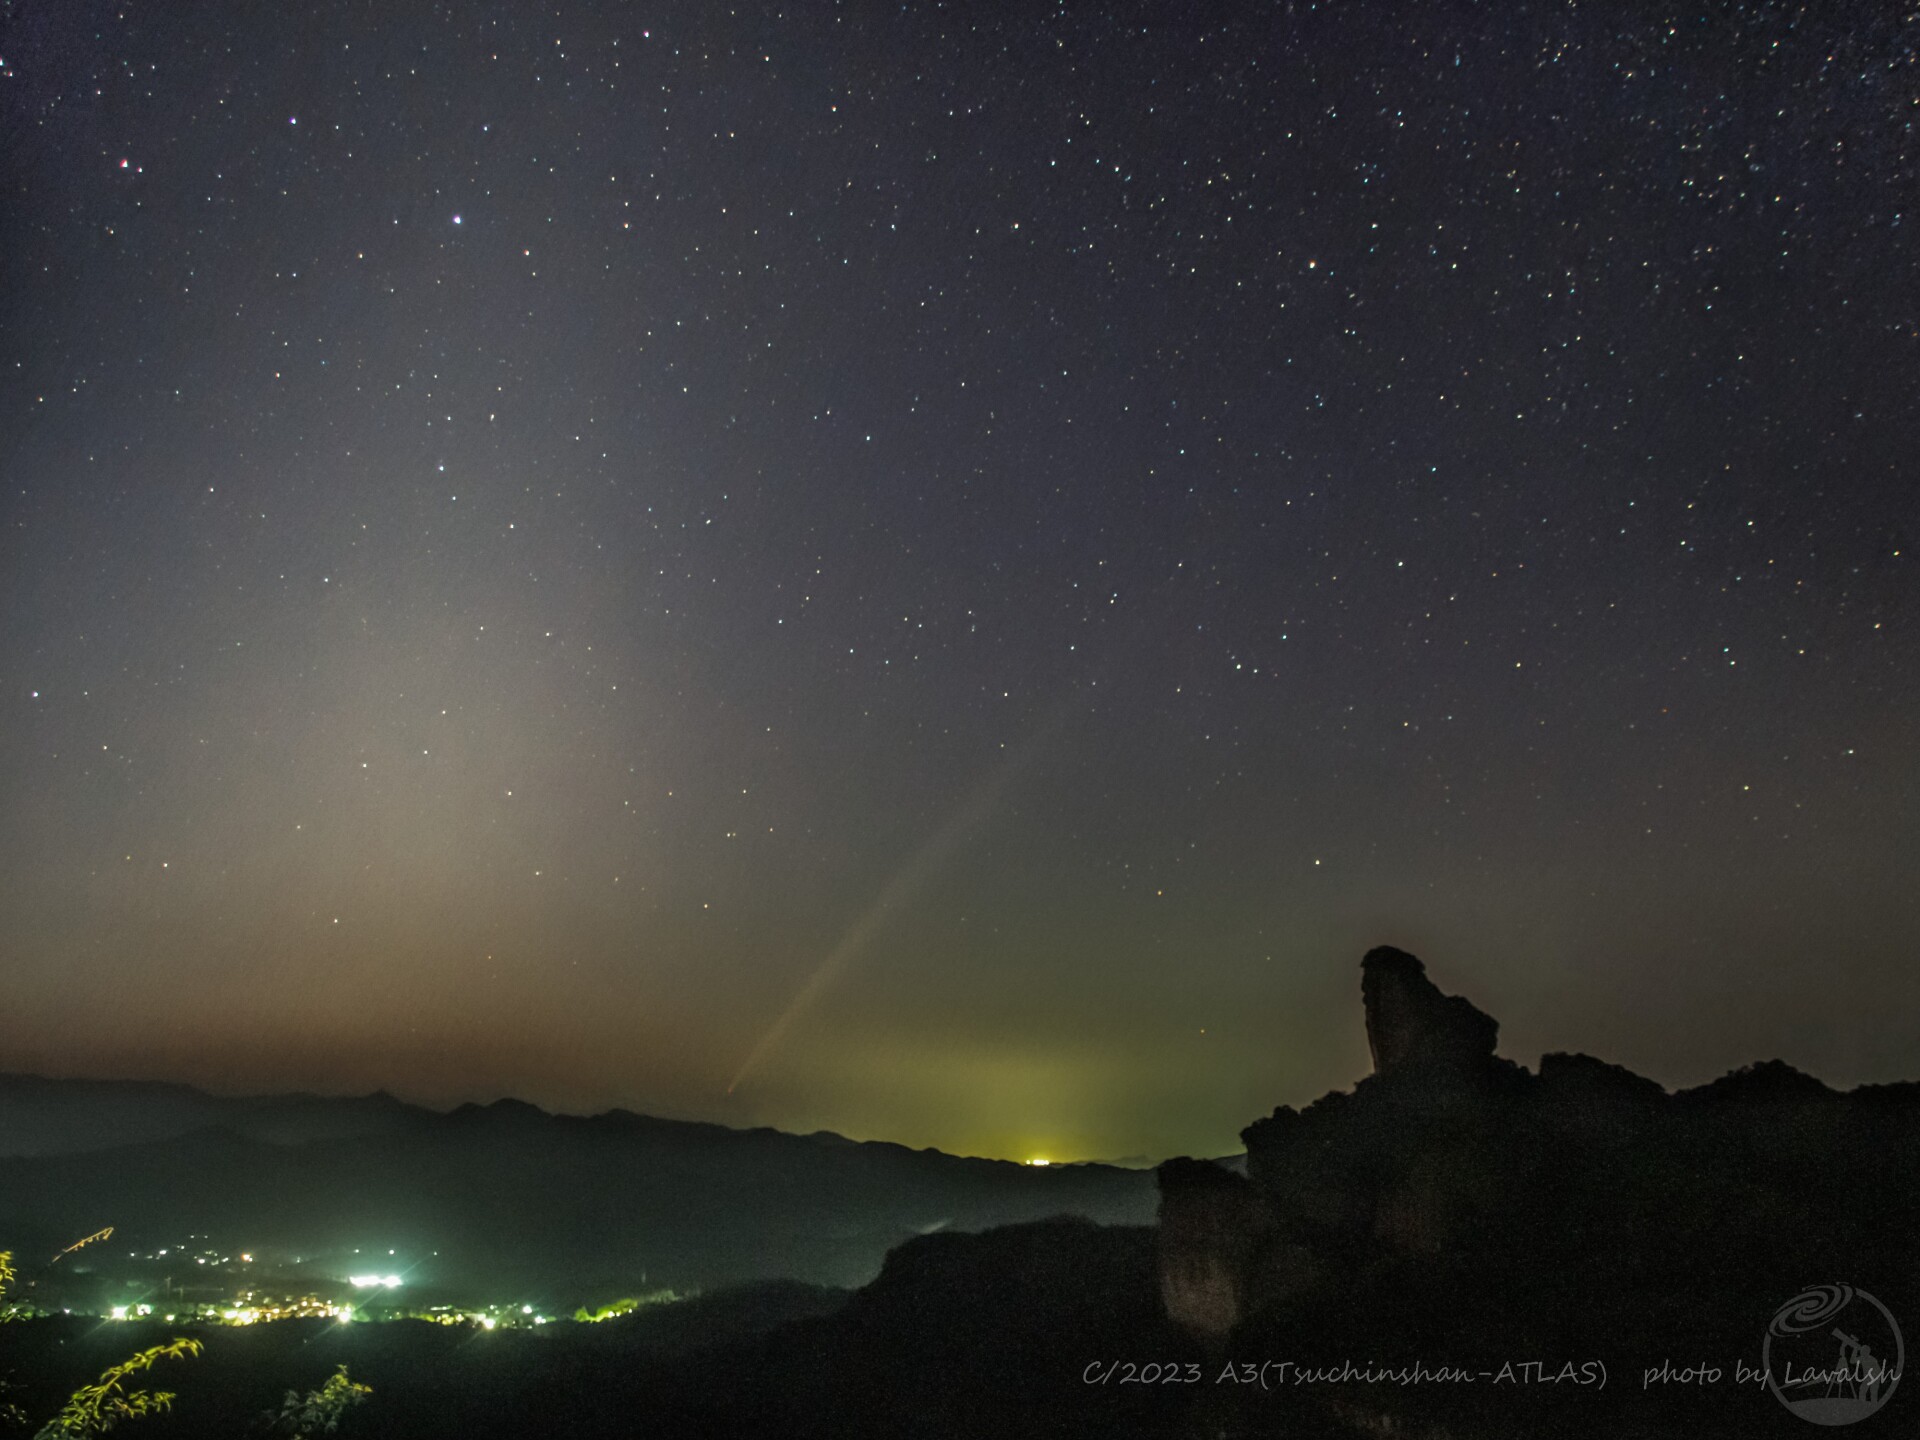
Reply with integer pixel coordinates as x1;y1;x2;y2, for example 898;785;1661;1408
30;1337;203;1439
1;1247;200;1437
263;1366;373;1439
0;1251;26;1427
3;1245;370;1439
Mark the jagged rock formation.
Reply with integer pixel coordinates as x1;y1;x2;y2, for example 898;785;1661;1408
1153;1157;1266;1340
1359;944;1499;1078
1158;943;1920;1409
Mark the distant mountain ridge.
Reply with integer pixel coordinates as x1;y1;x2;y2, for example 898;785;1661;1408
0;1071;428;1157
0;1073;1156;1294
0;1071;1147;1164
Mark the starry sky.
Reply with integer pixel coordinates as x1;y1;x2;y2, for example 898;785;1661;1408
2;1;1915;1163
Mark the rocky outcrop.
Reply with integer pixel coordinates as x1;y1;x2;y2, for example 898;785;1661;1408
1154;1157;1267;1341
1359;944;1499;1079
1534;1050;1667;1140
1674;1057;1835;1106
1167;950;1521;1327
1536;1049;1667;1107
1156;942;1920;1388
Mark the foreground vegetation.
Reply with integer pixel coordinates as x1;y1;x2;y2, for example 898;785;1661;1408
2;1252;370;1439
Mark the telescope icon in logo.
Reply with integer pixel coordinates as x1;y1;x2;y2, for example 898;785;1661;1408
1764;1284;1902;1426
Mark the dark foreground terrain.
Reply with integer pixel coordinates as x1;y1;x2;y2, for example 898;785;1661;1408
4;1213;1900;1439
5;948;1915;1437
2;1222;1187;1440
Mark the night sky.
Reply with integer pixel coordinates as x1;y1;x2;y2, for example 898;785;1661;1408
2;1;1915;1163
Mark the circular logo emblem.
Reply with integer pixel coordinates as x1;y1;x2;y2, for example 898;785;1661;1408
1764;1284;1902;1426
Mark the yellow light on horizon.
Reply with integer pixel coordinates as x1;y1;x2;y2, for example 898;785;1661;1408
1027;1158;1050;1167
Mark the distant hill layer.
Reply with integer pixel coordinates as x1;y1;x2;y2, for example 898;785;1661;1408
0;1073;447;1157
0;1076;1155;1293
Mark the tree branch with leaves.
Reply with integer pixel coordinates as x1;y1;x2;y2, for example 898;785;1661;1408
29;1337;203;1439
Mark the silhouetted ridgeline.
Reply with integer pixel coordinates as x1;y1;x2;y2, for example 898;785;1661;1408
5;950;1915;1437
1155;947;1920;1436
0;1081;1153;1293
0;1073;426;1156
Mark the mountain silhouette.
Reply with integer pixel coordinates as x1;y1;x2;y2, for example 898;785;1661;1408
0;1076;1153;1295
